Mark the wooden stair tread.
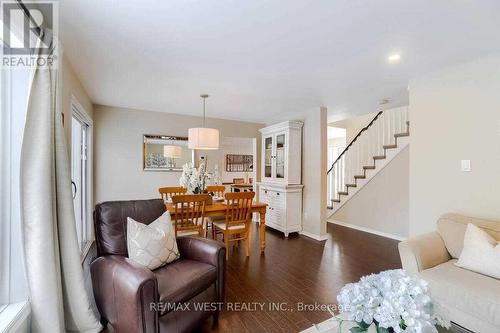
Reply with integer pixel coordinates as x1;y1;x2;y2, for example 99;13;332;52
394;132;409;138
354;175;365;179
383;144;397;149
331;199;341;203
338;191;348;196
373;155;386;160
346;184;356;188
363;165;375;170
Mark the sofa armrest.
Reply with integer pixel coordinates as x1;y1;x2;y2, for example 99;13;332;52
91;255;158;333
176;236;226;302
398;231;451;274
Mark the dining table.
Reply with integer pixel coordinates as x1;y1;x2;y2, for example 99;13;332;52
165;201;269;252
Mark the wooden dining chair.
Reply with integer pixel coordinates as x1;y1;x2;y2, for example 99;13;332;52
204;185;226;235
159;186;187;202
206;185;225;197
171;194;211;237
212;191;255;260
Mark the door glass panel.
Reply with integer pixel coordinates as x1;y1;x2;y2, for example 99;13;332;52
71;116;89;252
264;136;273;177
276;134;285;178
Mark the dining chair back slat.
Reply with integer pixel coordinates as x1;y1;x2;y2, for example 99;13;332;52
172;194;210;237
159;186;187;202
225;192;254;227
206;185;225;197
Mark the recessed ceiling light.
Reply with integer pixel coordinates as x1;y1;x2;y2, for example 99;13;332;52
387;53;401;63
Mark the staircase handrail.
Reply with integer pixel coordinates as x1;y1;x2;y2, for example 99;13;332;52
327;111;383;175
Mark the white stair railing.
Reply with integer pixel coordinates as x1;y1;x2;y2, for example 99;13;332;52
327;107;409;208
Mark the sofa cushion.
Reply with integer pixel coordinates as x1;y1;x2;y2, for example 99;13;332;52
127;211;180;270
437;213;500;259
155;259;216;315
420;259;500;328
456;224;500;279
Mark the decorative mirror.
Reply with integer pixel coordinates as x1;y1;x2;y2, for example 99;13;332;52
143;135;194;171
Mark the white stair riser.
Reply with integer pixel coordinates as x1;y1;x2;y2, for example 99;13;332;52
328;135;409;216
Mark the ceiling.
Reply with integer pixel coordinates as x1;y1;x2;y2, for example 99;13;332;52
59;0;500;124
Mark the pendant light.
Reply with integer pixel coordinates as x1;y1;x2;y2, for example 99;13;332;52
188;94;219;150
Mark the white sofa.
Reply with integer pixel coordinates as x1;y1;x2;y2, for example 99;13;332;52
399;213;500;333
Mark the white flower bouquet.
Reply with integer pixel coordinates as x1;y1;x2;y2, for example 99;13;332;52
179;161;208;193
337;270;449;333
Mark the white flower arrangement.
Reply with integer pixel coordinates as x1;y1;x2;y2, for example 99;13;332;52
336;270;449;333
179;161;210;193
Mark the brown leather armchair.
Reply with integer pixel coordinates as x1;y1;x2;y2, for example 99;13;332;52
91;199;226;333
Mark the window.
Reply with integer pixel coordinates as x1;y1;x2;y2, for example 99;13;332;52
70;97;94;258
0;22;30;313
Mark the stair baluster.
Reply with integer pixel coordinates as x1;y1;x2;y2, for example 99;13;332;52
327;107;410;209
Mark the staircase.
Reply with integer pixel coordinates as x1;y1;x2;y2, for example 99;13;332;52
327;106;410;213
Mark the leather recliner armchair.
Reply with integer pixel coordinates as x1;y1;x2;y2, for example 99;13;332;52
90;199;226;333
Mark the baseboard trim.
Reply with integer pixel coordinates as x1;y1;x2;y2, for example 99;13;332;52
299;230;329;241
327;219;407;241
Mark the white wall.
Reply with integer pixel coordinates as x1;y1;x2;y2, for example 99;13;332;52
199;136;256;184
93;105;263;203
331;146;409;239
328;137;346;148
220;137;256;183
301;107;328;239
62;56;94;150
409;53;500;236
330;111;379;143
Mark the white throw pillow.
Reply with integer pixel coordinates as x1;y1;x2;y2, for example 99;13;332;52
127;211;180;270
456;223;500;279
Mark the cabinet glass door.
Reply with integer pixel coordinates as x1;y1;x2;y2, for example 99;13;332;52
264;136;273;178
275;133;285;179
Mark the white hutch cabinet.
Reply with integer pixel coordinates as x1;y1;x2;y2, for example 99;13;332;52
258;121;303;237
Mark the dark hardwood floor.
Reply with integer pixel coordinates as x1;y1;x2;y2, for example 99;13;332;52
200;222;401;333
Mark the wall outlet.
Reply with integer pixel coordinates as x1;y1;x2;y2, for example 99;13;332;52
461;160;471;172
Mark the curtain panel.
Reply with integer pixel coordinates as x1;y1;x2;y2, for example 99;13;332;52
20;30;102;333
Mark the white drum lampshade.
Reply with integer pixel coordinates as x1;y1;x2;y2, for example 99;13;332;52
163;145;182;158
188;127;219;150
188;94;220;150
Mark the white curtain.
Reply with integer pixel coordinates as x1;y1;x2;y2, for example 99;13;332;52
20;31;102;332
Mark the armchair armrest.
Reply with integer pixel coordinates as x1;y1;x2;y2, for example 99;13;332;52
398;231;451;274
176;236;226;301
91;255;158;333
